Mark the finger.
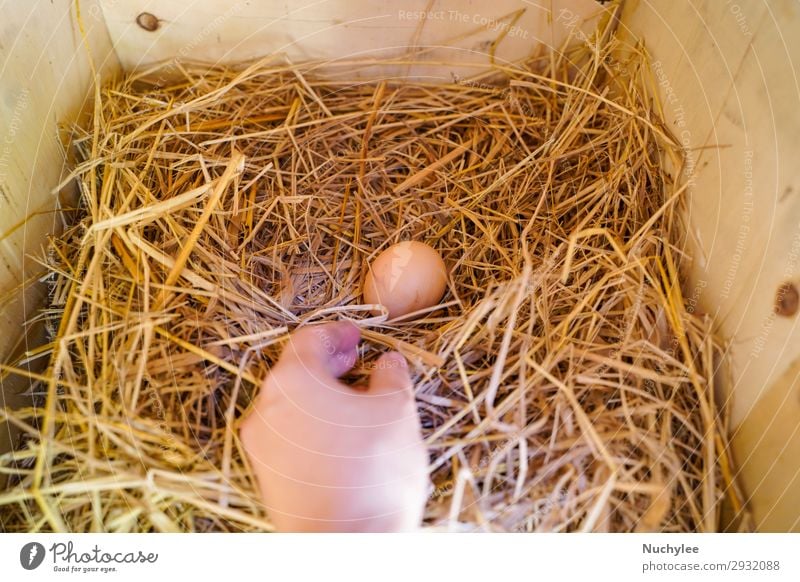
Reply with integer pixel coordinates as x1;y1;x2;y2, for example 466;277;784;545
367;351;413;398
281;321;361;378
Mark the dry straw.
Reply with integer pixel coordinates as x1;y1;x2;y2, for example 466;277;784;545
1;25;745;532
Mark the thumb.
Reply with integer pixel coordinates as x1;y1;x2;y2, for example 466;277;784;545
281;321;361;378
368;351;414;398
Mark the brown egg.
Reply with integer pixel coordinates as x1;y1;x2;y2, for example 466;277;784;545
363;241;447;319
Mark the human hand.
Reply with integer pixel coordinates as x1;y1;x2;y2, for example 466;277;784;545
239;321;429;532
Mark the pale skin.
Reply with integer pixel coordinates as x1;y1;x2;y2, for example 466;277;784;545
239;321;429;532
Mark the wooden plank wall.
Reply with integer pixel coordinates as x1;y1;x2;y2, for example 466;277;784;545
0;0;119;464
621;0;800;531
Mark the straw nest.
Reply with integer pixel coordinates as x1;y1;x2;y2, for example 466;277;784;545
1;32;744;532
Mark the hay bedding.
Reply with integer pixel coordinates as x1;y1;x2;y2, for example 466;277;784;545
0;37;741;532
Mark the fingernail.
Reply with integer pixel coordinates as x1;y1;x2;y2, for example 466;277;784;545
382;350;407;368
331;321;361;345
